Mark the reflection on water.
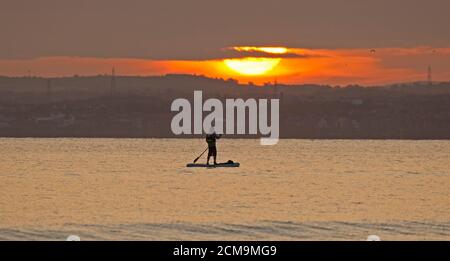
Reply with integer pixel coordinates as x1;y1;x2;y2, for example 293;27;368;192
0;138;449;240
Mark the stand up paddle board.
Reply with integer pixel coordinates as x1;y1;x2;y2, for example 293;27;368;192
186;162;240;168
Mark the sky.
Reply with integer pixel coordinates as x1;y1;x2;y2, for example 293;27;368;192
1;0;450;85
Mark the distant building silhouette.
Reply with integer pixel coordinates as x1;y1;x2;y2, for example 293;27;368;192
273;78;278;97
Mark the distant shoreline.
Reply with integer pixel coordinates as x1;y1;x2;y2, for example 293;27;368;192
1;75;449;140
0;136;449;141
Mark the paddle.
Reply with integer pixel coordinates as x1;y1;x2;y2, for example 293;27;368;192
193;147;208;163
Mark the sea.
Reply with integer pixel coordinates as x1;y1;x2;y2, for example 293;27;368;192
0;138;449;240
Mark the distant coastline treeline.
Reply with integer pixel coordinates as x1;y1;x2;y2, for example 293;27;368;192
0;74;449;139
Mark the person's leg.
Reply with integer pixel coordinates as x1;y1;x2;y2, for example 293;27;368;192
213;147;218;165
207;147;212;165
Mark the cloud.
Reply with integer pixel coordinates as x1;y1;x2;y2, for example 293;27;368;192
183;47;326;61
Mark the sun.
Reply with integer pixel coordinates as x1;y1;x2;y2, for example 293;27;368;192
223;46;287;76
232;46;288;54
224;57;281;76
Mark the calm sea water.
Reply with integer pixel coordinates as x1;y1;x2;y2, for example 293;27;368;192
0;138;449;240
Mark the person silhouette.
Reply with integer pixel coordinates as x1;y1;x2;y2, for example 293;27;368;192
206;128;221;165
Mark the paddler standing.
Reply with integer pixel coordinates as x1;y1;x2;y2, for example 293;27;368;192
206;130;221;166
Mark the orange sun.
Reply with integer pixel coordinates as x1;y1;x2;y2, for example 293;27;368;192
224;57;281;76
223;46;287;76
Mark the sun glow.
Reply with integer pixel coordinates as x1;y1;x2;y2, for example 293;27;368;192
232;46;288;54
4;46;448;85
223;46;287;76
223;57;281;76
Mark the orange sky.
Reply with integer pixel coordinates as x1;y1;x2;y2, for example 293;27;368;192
1;46;450;86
